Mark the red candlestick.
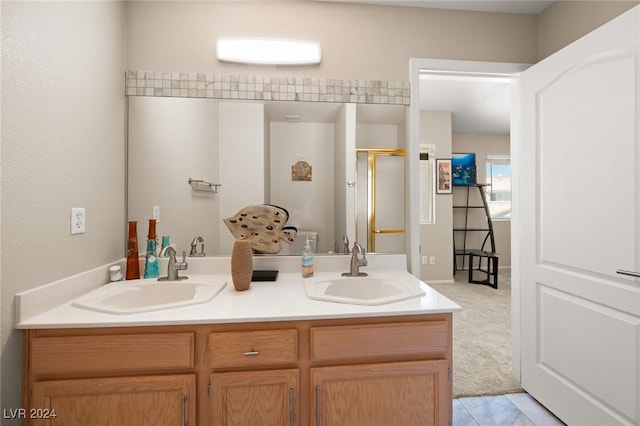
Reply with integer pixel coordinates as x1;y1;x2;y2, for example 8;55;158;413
126;221;140;280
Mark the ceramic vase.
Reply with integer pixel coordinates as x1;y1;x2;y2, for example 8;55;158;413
231;237;253;291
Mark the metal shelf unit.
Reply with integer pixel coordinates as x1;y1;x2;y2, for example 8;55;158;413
452;184;498;287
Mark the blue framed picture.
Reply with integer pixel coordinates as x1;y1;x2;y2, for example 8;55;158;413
452;153;476;185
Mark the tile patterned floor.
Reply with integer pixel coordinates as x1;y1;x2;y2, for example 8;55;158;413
453;393;566;426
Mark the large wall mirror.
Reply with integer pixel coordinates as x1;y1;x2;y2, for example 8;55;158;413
127;96;407;257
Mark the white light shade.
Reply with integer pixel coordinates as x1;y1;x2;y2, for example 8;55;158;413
216;38;321;65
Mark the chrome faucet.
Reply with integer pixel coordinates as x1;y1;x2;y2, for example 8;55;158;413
342;235;350;254
159;246;188;281
189;236;205;257
342;242;368;277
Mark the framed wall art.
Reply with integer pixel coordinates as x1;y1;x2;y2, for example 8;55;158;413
452;153;476;185
292;159;312;181
436;158;452;194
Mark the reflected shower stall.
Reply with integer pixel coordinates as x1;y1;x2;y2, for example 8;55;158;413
355;149;405;253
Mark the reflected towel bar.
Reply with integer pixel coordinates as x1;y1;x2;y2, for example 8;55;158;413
188;178;221;193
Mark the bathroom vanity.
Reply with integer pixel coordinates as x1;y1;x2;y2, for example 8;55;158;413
17;255;459;426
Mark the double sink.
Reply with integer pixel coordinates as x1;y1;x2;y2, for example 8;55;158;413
72;273;425;315
72;278;228;315
304;276;425;306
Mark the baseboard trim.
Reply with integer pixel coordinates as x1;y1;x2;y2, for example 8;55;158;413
426;279;455;285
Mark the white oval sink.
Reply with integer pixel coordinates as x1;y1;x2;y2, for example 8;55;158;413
72;278;227;314
304;277;425;305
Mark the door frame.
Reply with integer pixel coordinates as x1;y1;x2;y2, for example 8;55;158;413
409;58;529;377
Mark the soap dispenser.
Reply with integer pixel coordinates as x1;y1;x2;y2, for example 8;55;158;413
301;237;314;278
143;219;159;279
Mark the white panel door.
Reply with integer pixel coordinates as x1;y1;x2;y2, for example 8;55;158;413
517;6;640;425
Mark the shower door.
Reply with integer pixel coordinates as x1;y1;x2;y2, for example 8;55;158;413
356;149;405;253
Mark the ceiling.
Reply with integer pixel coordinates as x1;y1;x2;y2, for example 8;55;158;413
419;73;514;134
322;0;554;15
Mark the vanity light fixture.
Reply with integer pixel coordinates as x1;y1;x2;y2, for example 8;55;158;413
216;38;321;65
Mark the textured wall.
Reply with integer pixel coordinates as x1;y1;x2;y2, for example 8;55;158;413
1;1;127;418
126;1;538;81
537;1;639;60
420;111;453;282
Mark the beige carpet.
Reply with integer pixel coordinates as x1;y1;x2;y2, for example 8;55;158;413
430;270;523;397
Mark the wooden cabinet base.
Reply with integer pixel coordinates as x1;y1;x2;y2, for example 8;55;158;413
31;374;195;426
312;361;449;426
211;369;298;426
23;313;452;425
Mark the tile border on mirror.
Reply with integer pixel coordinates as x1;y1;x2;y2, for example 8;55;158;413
125;71;410;105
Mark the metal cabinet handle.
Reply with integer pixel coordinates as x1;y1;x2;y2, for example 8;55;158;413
181;394;187;426
616;269;640;278
315;385;321;426
289;388;295;426
243;349;259;356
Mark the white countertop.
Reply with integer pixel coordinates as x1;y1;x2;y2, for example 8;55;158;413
15;254;460;329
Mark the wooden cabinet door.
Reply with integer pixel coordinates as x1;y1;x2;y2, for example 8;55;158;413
30;374;195;426
210;369;298;426
311;360;450;426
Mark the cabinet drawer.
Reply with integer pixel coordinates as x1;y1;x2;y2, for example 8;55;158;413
30;333;194;376
209;329;297;369
310;321;449;362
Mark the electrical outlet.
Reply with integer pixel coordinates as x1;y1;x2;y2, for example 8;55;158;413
421;256;428;265
71;207;85;235
430;256;436;265
153;205;160;223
